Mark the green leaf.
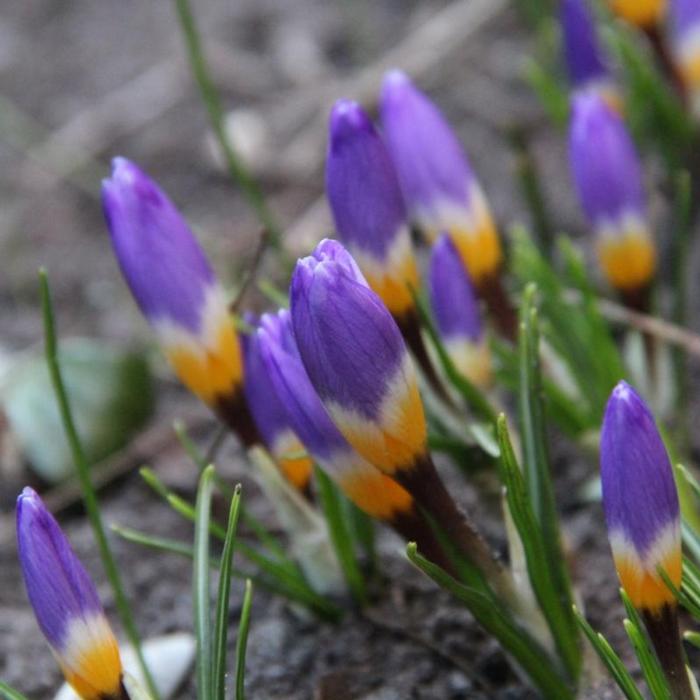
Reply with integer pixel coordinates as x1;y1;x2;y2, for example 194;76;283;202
496;415;581;681
3;339;154;484
620;590;672;699
572;606;644;700
234;580;254;700
315;466;367;605
193;465;216;700
0;682;30;700
213;484;243;700
407;543;573;700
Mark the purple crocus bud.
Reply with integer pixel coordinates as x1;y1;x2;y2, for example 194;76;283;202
380;70;502;287
103;158;259;445
429;234;491;388
601;382;681;612
242;317;313;492
568;93;656;294
600;381;692;697
326;100;419;318
16;487;125;700
670;0;700;115
256;309;413;520
560;0;621;108
290;239;427;476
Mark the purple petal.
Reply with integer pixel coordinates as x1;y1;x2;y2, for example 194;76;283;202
560;0;611;88
290;241;405;419
600;381;679;556
16;487;104;650
102;157;215;333
670;0;700;40
429;234;482;343
380;70;474;216
326;100;408;260
568;93;646;228
257;309;350;461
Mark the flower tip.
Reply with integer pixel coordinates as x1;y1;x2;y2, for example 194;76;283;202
381;68;412;95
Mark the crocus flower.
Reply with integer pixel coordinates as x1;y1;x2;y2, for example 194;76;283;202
290;239;427;476
429;234;491;388
290;240;510;591
568;93;655;296
102;158;259;445
601;382;691;697
326;100;419;319
601;381;680;611
670;0;700;115
242;316;313;492
256;308;413;520
608;0;666;27
560;0;621;108
17;487;125;700
380;70;502;287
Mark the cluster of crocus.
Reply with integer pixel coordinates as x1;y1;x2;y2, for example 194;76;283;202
601;382;692;698
559;0;621;110
16;487;130;700
670;0;700;115
567;92;656;307
326;70;513;342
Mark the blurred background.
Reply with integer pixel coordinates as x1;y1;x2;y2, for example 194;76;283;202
0;1;595;698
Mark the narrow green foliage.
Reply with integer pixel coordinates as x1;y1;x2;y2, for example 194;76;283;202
139;467;340;620
413;290;497;424
496;415;580;681
661;555;700;619
315;466;367;605
684;631;700;649
193;465;216;700
524;56;570;127
604;24;695;171
344;498;377;575
235;580;254;700
407;543;573;699
518;285;579;680
172;0;282;249
572;606;644;700
39;270;159;700
213;485;243;700
0;682;30;700
113;524;204;563
620;591;672;699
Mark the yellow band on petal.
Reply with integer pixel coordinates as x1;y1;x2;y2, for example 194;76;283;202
597;230;656;292
609;0;666;27
364;255;419;317
337;470;413;520
60;631;122;700
616;549;681;613
449;215;503;287
166;320;243;406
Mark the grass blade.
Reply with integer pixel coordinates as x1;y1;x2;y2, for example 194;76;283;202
234;579;254;700
0;682;30;700
193;465;216;699
407;543;573;700
39;269;159;700
573;606;644;700
315;466;367;605
213;485;243;700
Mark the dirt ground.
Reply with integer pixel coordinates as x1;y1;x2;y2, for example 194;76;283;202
0;0;662;697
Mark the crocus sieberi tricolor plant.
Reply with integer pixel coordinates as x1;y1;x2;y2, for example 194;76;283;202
379;70;502;289
17;487;127;700
601;381;691;699
670;0;700;116
102;157;260;446
560;0;621;109
429;234;491;389
568;93;656;305
242;316;314;493
290;239;510;594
